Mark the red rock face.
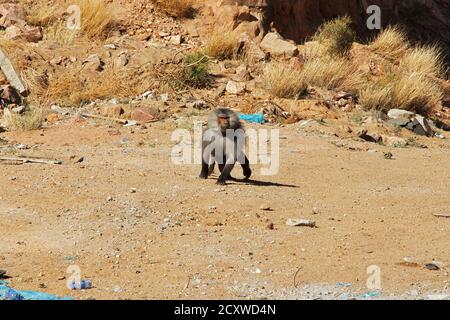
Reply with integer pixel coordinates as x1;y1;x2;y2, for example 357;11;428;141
256;0;449;58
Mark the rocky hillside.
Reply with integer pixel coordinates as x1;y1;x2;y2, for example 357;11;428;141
0;0;448;141
240;0;450;59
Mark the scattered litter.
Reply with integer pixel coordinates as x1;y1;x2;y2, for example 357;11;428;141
0;281;72;300
123;120;138;127
286;219;316;228
239;113;265;124
0;156;62;165
160;93;169;102
425;263;440;271
142;91;154;99
68;279;93;290
356;290;382;299
336;282;352;288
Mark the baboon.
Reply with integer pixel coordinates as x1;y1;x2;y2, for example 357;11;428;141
199;108;252;185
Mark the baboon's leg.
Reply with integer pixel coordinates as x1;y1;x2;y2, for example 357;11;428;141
199;141;211;179
241;155;252;180
217;163;235;185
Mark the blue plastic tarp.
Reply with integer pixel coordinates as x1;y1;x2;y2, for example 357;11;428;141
238;113;265;124
0;280;72;300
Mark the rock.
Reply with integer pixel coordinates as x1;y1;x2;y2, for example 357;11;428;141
233;64;253;82
0;48;27;95
356;128;381;143
387;109;415;120
160;94;169;102
5;25;42;42
186;100;207;110
100;104;124;118
0;3;21;28
260;204;271;211
0;84;21;103
234;20;264;41
212;84;226;98
260;32;299;57
83;54;104;72
383;136;408;148
130;108;157;123
46;113;60;123
142;91;154;99
238;33;267;62
115;51;129;67
226;80;246;95
387;118;411;127
11;105;25;114
169;35;183;45
104;44;117;50
286;219;316;228
50;56;63;66
414;115;434;137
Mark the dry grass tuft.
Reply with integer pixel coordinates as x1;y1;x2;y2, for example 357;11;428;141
399;45;445;78
392;72;443;114
3;108;43;131
44;21;78;45
301;55;364;92
359;72;443;114
313;16;355;56
153;0;195;18
263;62;306;98
43;69;136;107
204;25;241;60
369;26;409;60
76;0;118;39
25;1;62;27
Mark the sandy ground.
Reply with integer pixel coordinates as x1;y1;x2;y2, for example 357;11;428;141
0;118;449;300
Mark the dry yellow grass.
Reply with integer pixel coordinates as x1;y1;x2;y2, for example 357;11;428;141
359;75;396;111
44;21;78;45
25;1;62;27
3;108;43;131
392;72;443;114
399;45;445;78
369;26;409;60
75;0;118;39
43;68;143;107
204;25;241;60
359;72;443;114
153;0;194;18
263;62;306;98
301;55;364;92
313;16;355;56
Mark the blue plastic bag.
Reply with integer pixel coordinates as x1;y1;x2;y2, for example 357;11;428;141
238;113;265;124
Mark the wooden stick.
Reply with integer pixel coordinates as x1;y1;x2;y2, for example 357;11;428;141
0;157;62;165
81;113;128;124
433;213;450;218
81;113;158;124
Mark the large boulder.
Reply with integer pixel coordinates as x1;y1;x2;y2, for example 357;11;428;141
5;25;42;42
260;32;299;57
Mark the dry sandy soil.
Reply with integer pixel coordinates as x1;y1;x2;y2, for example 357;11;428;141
0;117;449;300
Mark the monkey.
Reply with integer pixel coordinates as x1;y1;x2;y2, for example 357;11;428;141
199;108;252;185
